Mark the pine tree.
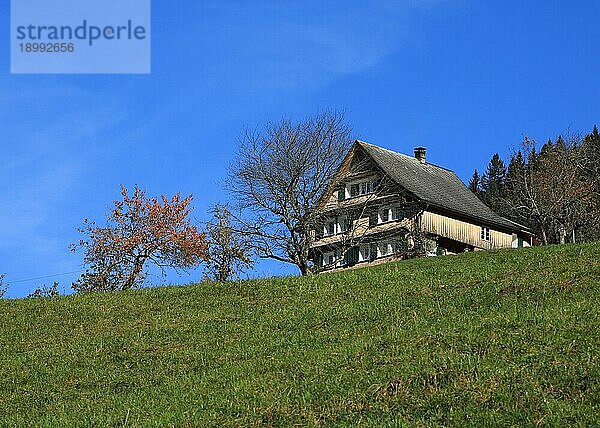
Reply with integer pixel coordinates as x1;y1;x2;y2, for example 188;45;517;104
506;151;525;192
579;125;600;241
539;138;555;160
504;151;526;219
468;169;482;198
582;125;600;173
480;153;507;213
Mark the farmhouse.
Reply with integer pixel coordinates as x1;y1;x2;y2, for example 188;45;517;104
309;141;532;271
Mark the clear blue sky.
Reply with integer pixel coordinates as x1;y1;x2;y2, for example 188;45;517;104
1;1;599;297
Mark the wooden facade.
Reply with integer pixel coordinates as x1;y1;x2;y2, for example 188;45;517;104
420;210;516;251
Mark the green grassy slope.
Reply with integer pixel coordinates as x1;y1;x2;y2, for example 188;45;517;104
1;244;600;427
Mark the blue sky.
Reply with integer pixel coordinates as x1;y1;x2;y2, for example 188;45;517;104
1;1;599;297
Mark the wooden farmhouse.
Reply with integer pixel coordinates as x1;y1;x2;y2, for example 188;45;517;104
309;140;532;271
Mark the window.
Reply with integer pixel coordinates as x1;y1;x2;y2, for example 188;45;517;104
360;245;370;262
315;223;324;240
379;208;389;223
387;241;394;255
369;212;378;227
341;216;352;232
346;179;376;199
323;216;352;235
372;179;379;192
327;221;335;236
343;247;359;266
379;241;393;257
315;253;324;267
377;240;400;257
360;181;372;195
369;243;378;261
481;227;490;241
327;254;336;266
392;206;404;221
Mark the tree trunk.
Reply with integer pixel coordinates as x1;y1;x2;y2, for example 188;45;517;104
540;227;549;245
123;259;145;290
298;260;310;276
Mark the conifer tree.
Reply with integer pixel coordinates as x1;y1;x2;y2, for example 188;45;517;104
480;153;507;214
506;151;525;192
468;169;482;199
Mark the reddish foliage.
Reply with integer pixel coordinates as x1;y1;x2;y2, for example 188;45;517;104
72;185;208;292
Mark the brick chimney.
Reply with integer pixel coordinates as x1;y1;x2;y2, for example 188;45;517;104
414;146;427;164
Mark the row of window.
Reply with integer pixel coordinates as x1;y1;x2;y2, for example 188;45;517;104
320;205;407;238
373;206;405;225
324;215;352;236
318;240;401;268
338;178;379;201
321;217;491;244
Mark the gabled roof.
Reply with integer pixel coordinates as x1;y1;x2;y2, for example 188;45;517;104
356;141;528;234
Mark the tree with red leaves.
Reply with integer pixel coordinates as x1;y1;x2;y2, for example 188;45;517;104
71;185;208;293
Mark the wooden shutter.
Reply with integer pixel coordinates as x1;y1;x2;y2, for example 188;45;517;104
351;246;359;264
369;243;378;261
315;253;323;268
369;211;378;227
315;223;324;240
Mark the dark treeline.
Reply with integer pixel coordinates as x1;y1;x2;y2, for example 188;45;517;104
469;125;600;245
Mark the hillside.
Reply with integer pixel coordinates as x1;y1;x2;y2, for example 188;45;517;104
1;244;600;427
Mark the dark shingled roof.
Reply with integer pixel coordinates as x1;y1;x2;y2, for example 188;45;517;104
357;141;526;233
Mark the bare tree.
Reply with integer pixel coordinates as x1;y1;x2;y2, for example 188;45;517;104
28;282;60;299
504;136;597;244
204;205;254;282
0;274;7;298
228;111;353;275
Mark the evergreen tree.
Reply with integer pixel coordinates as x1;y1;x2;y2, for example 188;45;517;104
555;135;567;152
579;125;600;241
472;129;600;245
506;151;525;194
539;138;555;160
582;125;600;175
468;169;482;198
480;153;507;213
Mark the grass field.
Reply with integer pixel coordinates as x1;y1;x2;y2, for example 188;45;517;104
1;243;600;427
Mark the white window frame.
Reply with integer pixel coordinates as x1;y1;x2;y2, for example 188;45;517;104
481;226;491;241
339;215;351;233
359;244;370;262
325;219;335;237
391;206;404;221
345;178;377;199
377;241;393;257
323;251;336;267
378;207;390;224
360;181;372;195
378;205;405;224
